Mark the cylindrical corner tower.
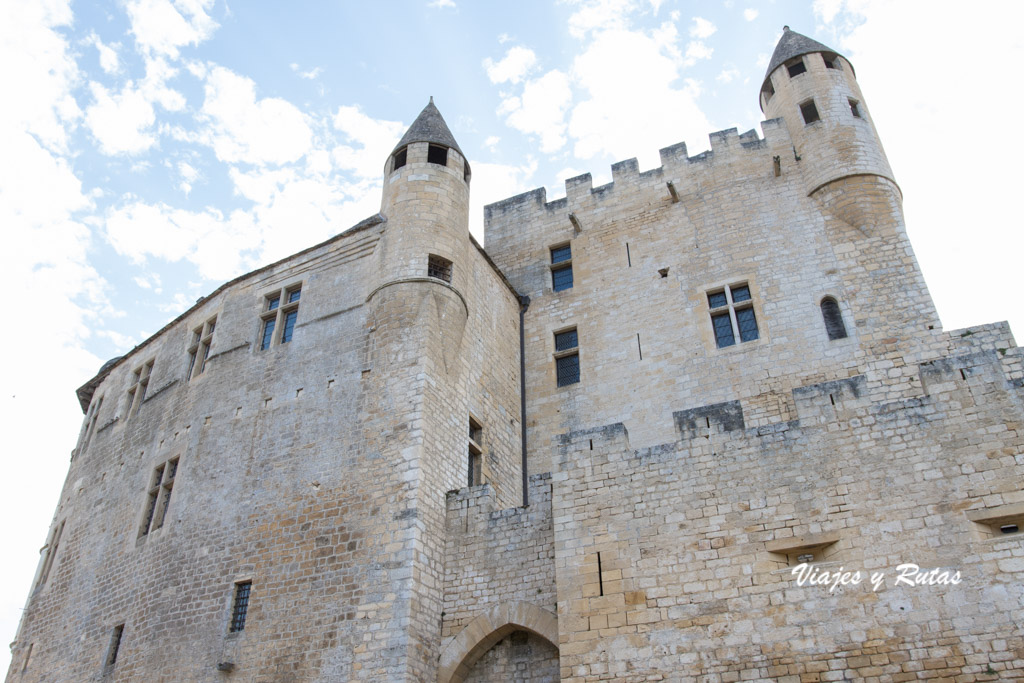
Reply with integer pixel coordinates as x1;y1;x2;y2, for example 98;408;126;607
761;26;899;233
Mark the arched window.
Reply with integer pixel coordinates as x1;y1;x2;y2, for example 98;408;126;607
821;297;847;340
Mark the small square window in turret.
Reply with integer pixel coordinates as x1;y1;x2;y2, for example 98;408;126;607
786;58;807;78
427;144;448;166
427;255;452;283
848;99;862;118
822;53;841;70
800;100;820;125
393;148;407;172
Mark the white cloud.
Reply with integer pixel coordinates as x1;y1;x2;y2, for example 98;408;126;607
683;40;713;66
484;135;500;152
717;67;740;83
743;8;758;21
84;57;185;155
484;46;538;85
428;0;456;7
198;66;313;166
0;0;81;151
125;0;218;57
290;63;323;80
565;0;636;39
331;105;406;179
87;32;121;73
498;69;573;154
568;23;712;165
689;17;716;39
812;0;843;25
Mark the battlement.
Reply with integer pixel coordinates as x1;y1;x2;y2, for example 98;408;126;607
484;118;791;231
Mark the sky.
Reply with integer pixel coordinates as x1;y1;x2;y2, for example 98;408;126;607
2;0;1023;671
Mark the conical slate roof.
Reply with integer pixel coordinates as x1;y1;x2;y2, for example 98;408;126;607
763;26;850;86
391;97;463;156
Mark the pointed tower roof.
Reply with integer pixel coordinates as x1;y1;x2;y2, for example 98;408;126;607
391;97;464;156
763;26;851;86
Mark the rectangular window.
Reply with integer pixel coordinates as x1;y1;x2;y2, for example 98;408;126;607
187;316;217;380
468;415;483;487
81;395;104;453
126;360;154;417
427;255;453;283
786;58;807;77
823;53;841;70
550;244;573;292
230;581;252;633
259;284;301;350
708;282;760;348
800;100;820;124
554;328;580;386
140;457;179;537
427;144;448;166
35;520;65;591
104;624;124;672
393;147;407;171
848;98;861;118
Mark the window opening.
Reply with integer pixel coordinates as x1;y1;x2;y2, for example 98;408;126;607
800;100;820;124
230;581;252;632
35;520;65;590
259;285;301;350
848;98;861;118
596;552;604;596
140;457;179;537
625;242;631;267
126;360;154;417
427;255;453;283
468;415;483;487
761;78;775;105
463;159;471;183
786;58;807;78
104;624;124;672
822;52;841;70
427;144;448;166
636;333;643;360
187;316;217;380
393;147;407;171
1001;524;1019;534
821;297;848;340
550;244;573;292
707;283;759;348
554;328;580;386
82;395;104;452
21;643;32;672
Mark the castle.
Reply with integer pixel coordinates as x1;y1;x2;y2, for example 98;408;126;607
8;27;1024;682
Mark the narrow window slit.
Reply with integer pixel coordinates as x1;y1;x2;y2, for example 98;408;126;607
637;333;643;360
626;242;631;267
589;439;593;450
829;394;835;406
597;552;604;596
959;369;967;380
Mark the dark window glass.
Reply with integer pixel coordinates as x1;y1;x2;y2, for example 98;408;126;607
427;144;448;166
736;308;759;342
552;265;573;292
230;582;252;632
267;296;280;311
556;354;580;386
801;101;820;124
287;288;301;303
550;245;571;264
787;59;807;77
708;291;727;309
260;319;276;350
427;255;453;282
712;313;735;348
554;329;578;352
393;148;407;171
821;298;848;340
731;285;751;303
281;310;298;344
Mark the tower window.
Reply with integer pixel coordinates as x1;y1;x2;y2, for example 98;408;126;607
427;254;453;283
848;98;862;118
104;624;124;672
821;297;848;340
463;159;471;183
187;316;217;380
822;53;841;70
427;144;448;166
259;284;302;350
125;359;154;418
550;243;573;292
707;283;759;348
761;78;775;105
139;457;179;538
554;328;580;387
468;415;483;487
800;100;820;124
34;520;65;591
230;581;252;632
393;147;407;171
786;58;807;78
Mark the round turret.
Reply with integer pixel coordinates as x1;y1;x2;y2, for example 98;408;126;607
375;98;472;297
761;26;895;200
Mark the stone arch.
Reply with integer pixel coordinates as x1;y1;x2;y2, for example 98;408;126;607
437;602;558;683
